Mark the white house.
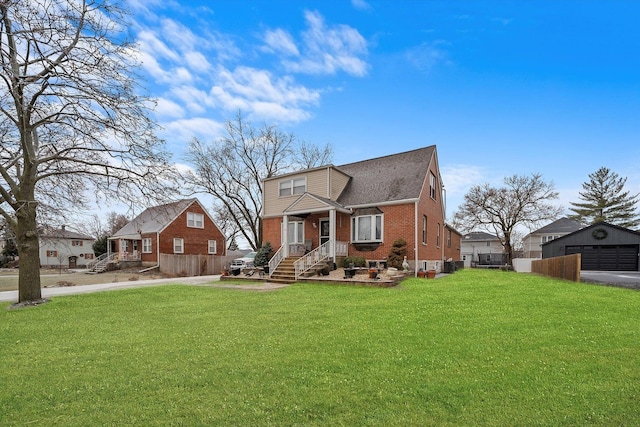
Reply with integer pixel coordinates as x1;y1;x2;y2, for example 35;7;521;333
39;225;96;268
460;232;504;268
522;217;583;258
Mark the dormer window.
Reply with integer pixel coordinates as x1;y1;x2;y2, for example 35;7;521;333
279;177;306;197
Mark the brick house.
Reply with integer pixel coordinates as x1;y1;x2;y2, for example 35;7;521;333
109;199;226;268
262;146;459;279
39;225;95;268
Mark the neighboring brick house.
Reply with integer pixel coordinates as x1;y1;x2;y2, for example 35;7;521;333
39;225;95;268
521;217;583;258
262;145;454;276
109;199;226;268
460;232;504;268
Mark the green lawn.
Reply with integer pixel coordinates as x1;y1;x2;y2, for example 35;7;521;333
2;269;639;426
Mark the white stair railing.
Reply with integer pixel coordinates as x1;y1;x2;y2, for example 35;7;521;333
88;252;117;273
293;240;331;280
267;246;285;277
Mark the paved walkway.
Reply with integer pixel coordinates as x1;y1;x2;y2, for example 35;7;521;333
0;275;222;303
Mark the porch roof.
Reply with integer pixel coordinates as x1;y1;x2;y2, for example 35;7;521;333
283;193;351;216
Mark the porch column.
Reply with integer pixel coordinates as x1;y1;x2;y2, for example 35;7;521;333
329;209;336;261
282;215;289;257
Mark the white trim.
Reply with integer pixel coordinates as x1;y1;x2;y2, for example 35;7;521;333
173;238;184;254
208;239;217;254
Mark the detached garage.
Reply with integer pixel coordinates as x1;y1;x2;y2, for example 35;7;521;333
542;222;640;272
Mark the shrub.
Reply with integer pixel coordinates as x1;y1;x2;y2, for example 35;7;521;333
341;256;366;268
387;238;407;269
254;242;274;267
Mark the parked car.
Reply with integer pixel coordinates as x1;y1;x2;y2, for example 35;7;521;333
230;251;257;274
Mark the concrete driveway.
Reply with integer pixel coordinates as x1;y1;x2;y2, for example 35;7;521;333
581;271;640;290
0;275;221;303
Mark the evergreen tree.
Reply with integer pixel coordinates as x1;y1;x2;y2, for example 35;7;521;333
568;167;640;229
254;242;273;267
93;235;109;258
227;236;239;252
387;238;407;269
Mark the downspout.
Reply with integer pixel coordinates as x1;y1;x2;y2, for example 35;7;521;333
414;200;419;277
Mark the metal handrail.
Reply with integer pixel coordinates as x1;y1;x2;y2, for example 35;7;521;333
86;252;109;270
267;246;284;277
293;240;331;280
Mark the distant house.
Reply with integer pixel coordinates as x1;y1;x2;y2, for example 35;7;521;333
39;226;95;268
460;232;504;268
261;145;454;281
109;198;226;269
522;217;583;258
542;221;640;271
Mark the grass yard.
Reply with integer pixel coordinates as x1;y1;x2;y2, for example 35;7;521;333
2;269;639;426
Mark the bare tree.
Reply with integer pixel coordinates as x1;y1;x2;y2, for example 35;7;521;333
184;112;333;250
0;1;177;303
453;174;563;264
106;211;130;235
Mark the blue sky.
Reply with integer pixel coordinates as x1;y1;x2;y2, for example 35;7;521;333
128;0;640;223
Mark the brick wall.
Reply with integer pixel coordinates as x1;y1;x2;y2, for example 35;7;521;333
158;201;226;258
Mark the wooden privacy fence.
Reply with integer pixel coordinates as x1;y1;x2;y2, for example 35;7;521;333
159;254;237;277
531;253;581;282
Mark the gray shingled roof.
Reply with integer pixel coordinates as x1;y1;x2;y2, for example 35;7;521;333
111;199;196;238
42;227;93;240
335;145;436;207
531;217;583;235
463;231;500;242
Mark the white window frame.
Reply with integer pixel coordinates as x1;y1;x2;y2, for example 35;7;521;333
208;239;217;254
351;214;384;243
429;173;437;200
279;177;306;197
173;238;184;254
287;221;304;244
142;238;152;253
187;212;204;229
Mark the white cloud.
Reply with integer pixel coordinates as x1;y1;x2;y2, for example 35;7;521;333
170;85;216;114
209;66;319;122
184;51;212;74
263;29;299;56
405;41;451;73
279;10;369;76
160;117;226;145
351;0;372;11
154;97;186;119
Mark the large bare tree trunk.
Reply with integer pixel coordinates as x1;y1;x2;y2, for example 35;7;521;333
15;201;42;302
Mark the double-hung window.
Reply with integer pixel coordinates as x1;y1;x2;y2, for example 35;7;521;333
173;238;184;254
142;238;152;253
187;212;204;228
429;173;437;200
208;240;217;254
279;177;306;197
351;214;383;243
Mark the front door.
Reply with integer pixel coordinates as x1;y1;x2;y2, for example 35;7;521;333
68;256;77;269
320;219;330;245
